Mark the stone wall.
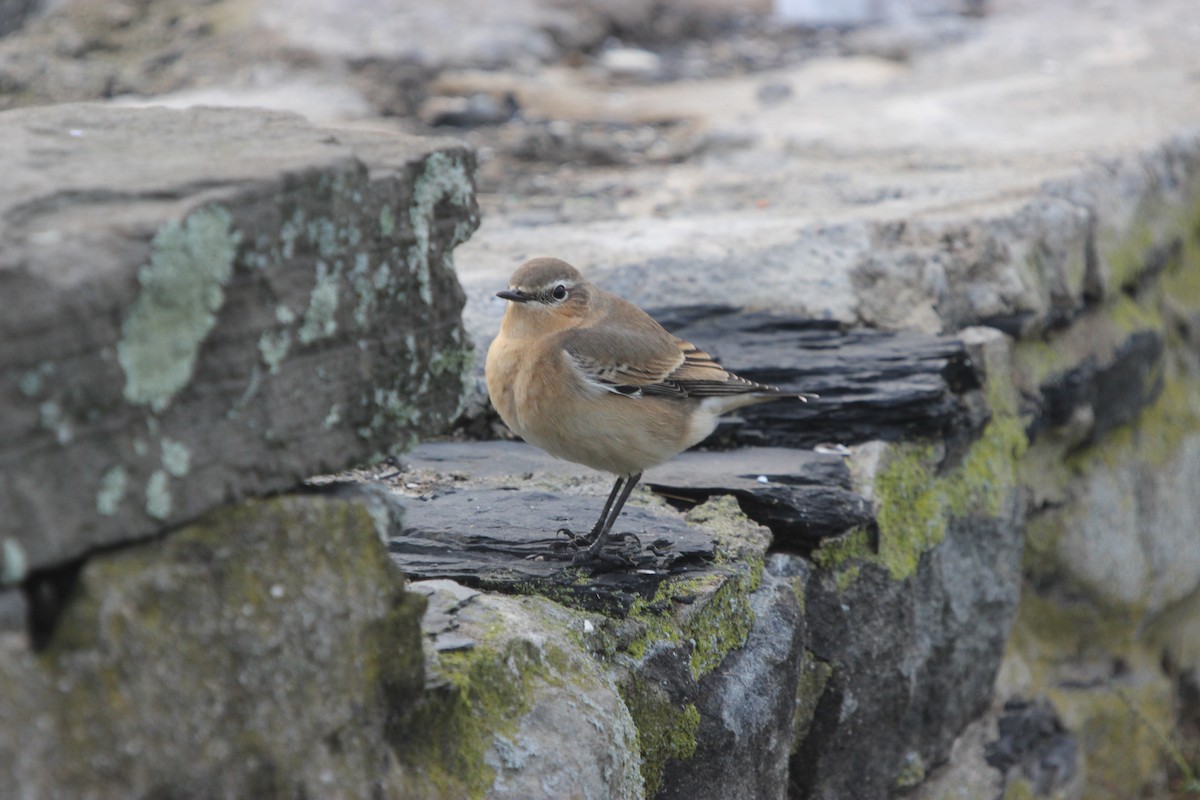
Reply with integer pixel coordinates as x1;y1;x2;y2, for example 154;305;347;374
0;103;480;798
2;1;1200;798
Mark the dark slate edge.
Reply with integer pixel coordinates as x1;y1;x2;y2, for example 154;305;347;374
647;306;986;449
385;487;724;617
646;481;872;552
1024;328;1164;446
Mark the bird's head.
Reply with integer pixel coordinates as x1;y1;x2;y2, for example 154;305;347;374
497;257;593;331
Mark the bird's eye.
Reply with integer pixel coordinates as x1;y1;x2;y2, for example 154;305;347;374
551;284;568;301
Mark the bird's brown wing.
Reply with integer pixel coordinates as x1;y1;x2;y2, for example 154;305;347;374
660;338;783;396
560;317;778;400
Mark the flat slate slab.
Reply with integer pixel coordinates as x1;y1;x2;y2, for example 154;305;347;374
0;104;478;577
645;447;873;551
387;440;868;611
391;485;719;615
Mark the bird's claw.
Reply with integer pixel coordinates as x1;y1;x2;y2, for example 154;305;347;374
569;533;679;573
530;529;678;572
555;527;595;547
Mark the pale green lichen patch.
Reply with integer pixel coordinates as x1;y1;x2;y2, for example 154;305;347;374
275;304;296;325
226;367;262;421
374;262;392;292
363;385;422;444
428;345;473;379
257;330;291;374
19;361;54;397
39;400;72;444
306;217;339;259
379;205;395;238
96;466;128;516
145;469;172;520
298;260;340;345
19;370;41;397
118;206;241;412
161;439;191;478
427;345;476;420
1;538;27;585
893;750;926;790
407;152;475;306
350;252;375;328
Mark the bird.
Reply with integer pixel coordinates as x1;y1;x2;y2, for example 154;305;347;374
485;257;810;567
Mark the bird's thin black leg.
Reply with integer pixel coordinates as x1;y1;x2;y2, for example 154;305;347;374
587;476;627;539
556;475;625;544
580;472;641;561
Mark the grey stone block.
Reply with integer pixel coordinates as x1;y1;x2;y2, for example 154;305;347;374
0;103;479;577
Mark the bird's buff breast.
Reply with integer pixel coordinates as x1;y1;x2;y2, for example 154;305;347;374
486;338;707;476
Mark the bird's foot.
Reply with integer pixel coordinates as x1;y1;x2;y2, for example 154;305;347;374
556;527;593;547
525;529;678;571
522;528;593;561
569;534;679;574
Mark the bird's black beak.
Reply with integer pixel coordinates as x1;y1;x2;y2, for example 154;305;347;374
496;289;529;302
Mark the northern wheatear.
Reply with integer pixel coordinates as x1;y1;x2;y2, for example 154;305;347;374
485;257;809;566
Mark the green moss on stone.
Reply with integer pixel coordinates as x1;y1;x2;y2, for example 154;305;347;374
1104;217;1159;291
814;413;1027;587
874;442;944;579
1015;567;1144;663
1002;777;1037;800
683;572;755;680
396;627;573;799
602;496;768;791
1104;185;1200;294
684;494;771;575
1046;681;1174;797
1108;292;1163;334
615;497;764;680
118;205;241;412
33;495;425;798
793;650;832;748
894;750;926;790
620;678;700;797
